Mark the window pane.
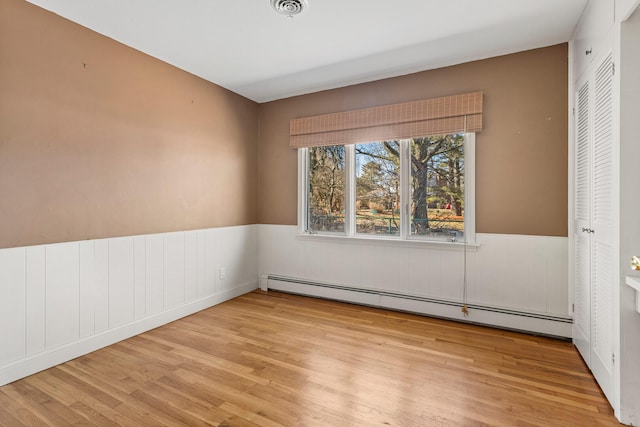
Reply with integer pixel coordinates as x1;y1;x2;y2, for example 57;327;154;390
355;141;400;235
308;146;345;233
410;134;465;240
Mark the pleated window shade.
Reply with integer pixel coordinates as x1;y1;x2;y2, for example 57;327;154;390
290;91;483;148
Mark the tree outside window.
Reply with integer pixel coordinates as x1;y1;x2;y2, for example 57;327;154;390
307;146;345;233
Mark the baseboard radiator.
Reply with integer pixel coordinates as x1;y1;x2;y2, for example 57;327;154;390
265;275;573;339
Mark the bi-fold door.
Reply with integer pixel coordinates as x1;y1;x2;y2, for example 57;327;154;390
572;51;616;405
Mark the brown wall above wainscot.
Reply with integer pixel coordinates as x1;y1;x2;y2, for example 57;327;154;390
0;0;259;249
257;44;569;237
1;0;568;249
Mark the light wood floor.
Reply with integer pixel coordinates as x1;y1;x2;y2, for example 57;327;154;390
0;290;622;426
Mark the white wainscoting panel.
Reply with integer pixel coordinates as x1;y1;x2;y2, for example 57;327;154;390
222;226;259;292
94;240;109;333
163;232;186;310
0;224;258;386
204;229;220;295
0;248;26;365
195;231;206;298
79;241;96;338
133;236;146;321
259;225;570;337
25;246;45;355
184;231;198;304
109;237;135;329
45;243;80;349
145;234;164;317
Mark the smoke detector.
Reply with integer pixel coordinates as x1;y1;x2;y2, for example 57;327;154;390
271;0;308;18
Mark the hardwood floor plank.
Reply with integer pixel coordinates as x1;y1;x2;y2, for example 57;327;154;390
2;382;84;426
169;367;302;426
0;408;26;427
0;290;623;426
46;366;122;409
56;363;183;426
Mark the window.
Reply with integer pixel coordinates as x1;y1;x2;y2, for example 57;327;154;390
355;141;400;236
409;134;466;239
306;146;345;233
299;133;475;243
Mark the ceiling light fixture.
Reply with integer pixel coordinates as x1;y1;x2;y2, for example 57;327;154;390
271;0;308;18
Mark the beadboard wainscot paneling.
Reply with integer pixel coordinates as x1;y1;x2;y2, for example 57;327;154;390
259;224;570;337
25;246;45;354
45;243;80;349
0;248;26;366
0;225;258;386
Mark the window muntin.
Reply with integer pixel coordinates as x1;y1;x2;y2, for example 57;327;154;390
300;133;474;243
355;141;400;236
307;146;345;233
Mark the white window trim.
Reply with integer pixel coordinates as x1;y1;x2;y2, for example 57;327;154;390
400;138;411;240
297;147;308;234
298;133;476;247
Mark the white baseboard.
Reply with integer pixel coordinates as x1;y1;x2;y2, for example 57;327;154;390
267;277;572;339
0;281;257;386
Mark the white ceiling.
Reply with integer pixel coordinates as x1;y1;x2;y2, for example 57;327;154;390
25;0;588;103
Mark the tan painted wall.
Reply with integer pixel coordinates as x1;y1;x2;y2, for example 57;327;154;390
258;44;569;237
1;0;568;248
0;0;259;249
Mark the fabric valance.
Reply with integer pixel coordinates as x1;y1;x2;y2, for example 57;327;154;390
289;91;483;148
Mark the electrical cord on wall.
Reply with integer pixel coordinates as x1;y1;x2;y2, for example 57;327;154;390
460;120;470;317
461;236;469;316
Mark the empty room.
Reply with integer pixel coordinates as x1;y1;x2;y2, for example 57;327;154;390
1;0;640;425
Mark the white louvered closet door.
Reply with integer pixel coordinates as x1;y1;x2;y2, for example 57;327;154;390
573;77;591;366
589;52;615;404
572;52;616;405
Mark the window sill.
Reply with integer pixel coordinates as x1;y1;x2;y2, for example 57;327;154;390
296;232;480;251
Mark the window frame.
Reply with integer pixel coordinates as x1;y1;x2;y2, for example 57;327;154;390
298;133;476;246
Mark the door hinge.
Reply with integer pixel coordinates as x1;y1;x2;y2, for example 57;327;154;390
572;303;575;313
612;353;616;365
612;62;616;76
